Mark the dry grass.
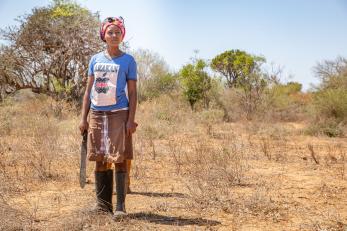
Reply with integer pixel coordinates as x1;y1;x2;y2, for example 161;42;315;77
1;91;347;230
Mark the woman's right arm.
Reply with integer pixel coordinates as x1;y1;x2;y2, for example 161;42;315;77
79;75;94;134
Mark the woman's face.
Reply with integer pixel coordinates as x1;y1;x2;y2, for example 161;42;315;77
104;25;123;46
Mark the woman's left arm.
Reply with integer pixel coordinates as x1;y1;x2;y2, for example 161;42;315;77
126;80;137;136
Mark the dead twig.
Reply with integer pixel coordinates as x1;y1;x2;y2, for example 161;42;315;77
308;144;319;164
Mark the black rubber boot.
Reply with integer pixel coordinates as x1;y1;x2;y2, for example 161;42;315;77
113;171;127;220
93;169;113;214
113;171;131;195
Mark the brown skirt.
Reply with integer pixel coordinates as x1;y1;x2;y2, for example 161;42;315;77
87;110;133;163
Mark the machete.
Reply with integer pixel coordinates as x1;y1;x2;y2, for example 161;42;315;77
79;131;88;188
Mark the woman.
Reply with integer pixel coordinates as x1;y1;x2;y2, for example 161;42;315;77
79;16;137;219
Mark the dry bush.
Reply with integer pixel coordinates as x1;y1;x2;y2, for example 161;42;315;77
0;94;81;228
309;143;347;180
258;137;289;162
0;97;78;183
214;84;309;123
215;88;243;122
242;122;292;162
306;117;346;138
243;121;293;140
236;183;283;221
170;136;249;211
132;137;149;182
163;118;296;223
136;94;195;163
137;94;192;138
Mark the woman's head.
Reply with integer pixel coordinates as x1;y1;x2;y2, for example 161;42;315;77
100;17;126;44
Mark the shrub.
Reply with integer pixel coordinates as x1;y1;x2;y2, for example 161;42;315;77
261;82;309;121
179;59;212;110
308;57;347;137
313;88;347;121
306;88;347;137
138;73;178;101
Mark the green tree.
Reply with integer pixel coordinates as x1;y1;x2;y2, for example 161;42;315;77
211;49;265;88
211;49;269;119
179;59;212;110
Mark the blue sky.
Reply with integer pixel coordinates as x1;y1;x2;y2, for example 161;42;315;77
0;0;346;90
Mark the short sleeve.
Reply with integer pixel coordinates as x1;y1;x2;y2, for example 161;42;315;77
88;55;96;76
127;57;137;81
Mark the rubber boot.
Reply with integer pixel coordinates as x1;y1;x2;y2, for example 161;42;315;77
92;169;113;214
113;171;127;220
113;160;131;195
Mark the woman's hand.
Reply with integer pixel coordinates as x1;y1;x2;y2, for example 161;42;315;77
79;120;89;135
126;121;138;136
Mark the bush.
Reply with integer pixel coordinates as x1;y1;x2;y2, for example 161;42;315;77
170;137;249;213
138;73;178;101
306;118;344;137
261;82;309;122
307;58;347;137
212;88;241;122
306;88;347;137
133;48;177;103
313;88;347;121
179;59;212;110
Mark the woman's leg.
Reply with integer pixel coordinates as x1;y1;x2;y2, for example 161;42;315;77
114;161;127;172
113;159;132;194
95;161;113;171
114;160;127;218
93;161;113;213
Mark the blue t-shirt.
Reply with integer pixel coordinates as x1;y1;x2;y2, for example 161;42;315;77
88;51;137;111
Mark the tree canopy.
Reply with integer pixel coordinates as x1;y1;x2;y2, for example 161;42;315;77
179;59;212;110
211;49;265;88
0;0;102;101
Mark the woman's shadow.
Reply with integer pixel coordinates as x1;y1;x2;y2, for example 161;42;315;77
129;212;221;227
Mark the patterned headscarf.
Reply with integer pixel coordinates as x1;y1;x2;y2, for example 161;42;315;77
100;17;126;42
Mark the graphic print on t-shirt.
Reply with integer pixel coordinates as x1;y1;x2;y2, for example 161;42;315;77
91;63;120;107
95;72;110;94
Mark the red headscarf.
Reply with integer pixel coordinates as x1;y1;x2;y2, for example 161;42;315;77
100;17;126;42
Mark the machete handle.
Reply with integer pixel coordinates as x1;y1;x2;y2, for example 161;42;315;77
82;130;88;142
